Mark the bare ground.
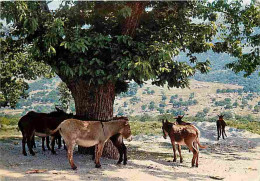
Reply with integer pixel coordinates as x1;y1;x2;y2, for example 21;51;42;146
0;122;260;181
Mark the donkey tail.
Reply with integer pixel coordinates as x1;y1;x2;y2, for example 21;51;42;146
48;124;62;135
192;125;207;149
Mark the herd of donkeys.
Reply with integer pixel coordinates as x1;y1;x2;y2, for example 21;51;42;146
17;106;227;170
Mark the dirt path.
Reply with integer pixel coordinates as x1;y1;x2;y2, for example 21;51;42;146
0;122;260;181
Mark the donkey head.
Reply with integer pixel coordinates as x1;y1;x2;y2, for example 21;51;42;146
162;119;170;139
174;115;184;122
121;118;132;141
218;114;224;120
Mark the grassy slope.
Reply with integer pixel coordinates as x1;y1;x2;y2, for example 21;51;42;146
114;79;260;118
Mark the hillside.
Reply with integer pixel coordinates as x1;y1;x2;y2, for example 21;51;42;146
114;80;260;118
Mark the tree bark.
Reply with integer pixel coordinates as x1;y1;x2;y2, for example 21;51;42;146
67;79;119;159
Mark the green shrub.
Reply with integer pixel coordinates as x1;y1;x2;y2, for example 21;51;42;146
0;114;20;126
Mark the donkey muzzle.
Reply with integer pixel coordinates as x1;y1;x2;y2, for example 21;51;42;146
127;135;133;142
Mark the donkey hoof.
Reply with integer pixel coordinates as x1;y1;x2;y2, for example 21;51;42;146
180;160;183;163
123;162;127;165
173;159;177;162
51;151;57;155
23;152;27;156
72;166;77;170
95;164;101;168
117;161;122;165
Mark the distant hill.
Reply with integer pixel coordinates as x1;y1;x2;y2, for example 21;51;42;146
192;51;260;93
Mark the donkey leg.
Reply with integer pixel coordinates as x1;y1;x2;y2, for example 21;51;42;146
170;139;177;162
222;127;225;139
67;143;77;170
177;144;183;163
219;127;222;140
95;143;104;168
58;136;62;149
224;127;227;137
50;136;56;154
217;125;220;140
46;136;51;150
22;134;27;156
31;135;36;148
42;137;46;151
26;134;35;156
110;135;124;164
186;141;198;167
122;143;127;165
63;140;67;150
194;143;199;167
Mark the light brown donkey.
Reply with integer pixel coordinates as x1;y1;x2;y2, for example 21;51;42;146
162;119;206;167
49;117;132;169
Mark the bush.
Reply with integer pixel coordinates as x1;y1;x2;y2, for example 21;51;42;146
203;108;210;114
221;111;233;119
195;111;206;118
0;114;20;127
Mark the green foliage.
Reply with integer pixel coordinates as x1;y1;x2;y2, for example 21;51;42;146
221;111;233;119
0;114;20;126
148;101;156;111
169;94;178;103
129;96;141;105
141;104;147;111
119;82;139;97
0;38;54;108
1;1;259;108
157;107;165;114
189;92;195;100
117;107;125;116
57;82;74;111
203;108;210;114
254;105;260;112
129;114;260;136
161;94;167;101
195;111;206;118
226;120;260;135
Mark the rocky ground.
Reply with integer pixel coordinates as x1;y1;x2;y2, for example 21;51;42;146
0;122;260;181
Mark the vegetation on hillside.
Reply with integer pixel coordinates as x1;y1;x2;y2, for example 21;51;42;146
1;113;259;136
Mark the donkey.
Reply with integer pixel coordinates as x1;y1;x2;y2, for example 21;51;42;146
217;114;227;140
18;108;73;156
49;117;132;170
174;115;191;125
162;119;206;167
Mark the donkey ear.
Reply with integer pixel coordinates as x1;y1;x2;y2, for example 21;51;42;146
166;119;169;123
162;119;164;124
55;106;62;112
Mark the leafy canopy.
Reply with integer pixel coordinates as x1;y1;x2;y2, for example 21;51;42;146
0;1;259;107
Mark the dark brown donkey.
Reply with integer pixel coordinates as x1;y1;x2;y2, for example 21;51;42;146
18;108;73;156
162;119;206;167
217;114;227;140
174;115;191;125
49;117;132;169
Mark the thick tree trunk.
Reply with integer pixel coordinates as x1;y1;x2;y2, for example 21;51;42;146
67;80;119;159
